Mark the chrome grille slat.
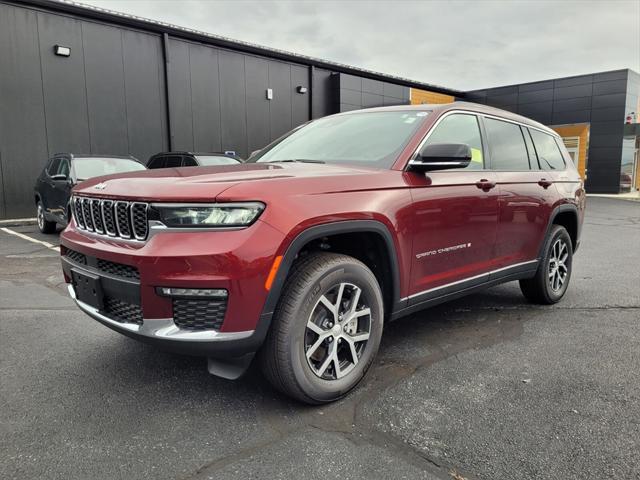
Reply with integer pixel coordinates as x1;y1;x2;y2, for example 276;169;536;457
91;199;105;234
101;200;117;236
131;203;148;240
73;197;86;229
72;196;148;241
82;198;94;231
115;201;132;239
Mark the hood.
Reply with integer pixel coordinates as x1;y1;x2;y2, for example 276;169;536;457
73;162;392;201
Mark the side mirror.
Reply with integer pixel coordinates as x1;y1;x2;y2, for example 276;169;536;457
408;143;472;172
50;174;68;181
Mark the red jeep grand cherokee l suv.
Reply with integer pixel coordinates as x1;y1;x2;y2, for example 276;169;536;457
60;103;585;403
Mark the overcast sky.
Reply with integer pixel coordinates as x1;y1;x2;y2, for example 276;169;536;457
79;0;639;91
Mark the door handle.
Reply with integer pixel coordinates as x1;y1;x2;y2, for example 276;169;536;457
475;179;496;191
538;178;553;188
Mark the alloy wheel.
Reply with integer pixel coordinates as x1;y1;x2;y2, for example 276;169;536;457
37;204;44;230
548;238;569;292
304;282;372;380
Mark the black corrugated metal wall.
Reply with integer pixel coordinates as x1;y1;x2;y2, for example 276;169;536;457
0;1;417;219
0;3;168;218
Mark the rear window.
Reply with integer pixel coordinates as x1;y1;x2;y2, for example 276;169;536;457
530;130;566;170
484;118;530;171
74;157;145;180
195;155;239;166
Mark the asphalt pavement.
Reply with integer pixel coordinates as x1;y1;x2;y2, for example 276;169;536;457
1;197;639;480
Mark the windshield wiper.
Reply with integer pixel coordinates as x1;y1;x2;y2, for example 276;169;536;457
270;159;325;164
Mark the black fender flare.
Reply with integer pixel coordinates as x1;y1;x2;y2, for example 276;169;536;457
260;219;404;320
538;203;580;258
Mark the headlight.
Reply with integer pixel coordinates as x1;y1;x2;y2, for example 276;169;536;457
151;202;265;228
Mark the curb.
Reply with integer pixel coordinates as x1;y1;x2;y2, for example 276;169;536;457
0;218;37;227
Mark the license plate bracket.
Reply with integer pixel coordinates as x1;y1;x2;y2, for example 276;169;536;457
71;268;104;310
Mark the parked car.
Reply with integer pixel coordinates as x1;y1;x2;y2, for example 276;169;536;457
146;151;242;169
60;103;585;404
34;154;145;233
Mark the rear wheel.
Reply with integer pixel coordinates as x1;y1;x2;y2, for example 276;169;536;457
37;201;57;234
261;252;384;404
520;225;573;304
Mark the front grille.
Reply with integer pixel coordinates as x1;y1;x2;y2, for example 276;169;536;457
73;196;148;241
97;259;140;280
173;298;227;331
64;248;87;265
103;296;143;325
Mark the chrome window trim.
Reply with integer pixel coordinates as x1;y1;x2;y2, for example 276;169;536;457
401;260;539;302
409;109;561;168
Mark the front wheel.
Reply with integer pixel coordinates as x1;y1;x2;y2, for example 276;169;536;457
37;201;57;234
520;225;573;304
260;252;384;404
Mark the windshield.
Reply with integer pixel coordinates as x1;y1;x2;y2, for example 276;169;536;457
253;111;429;168
74;157;146;180
195;155;240;166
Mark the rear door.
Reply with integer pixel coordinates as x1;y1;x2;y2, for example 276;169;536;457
484;118;556;270
408;112;500;303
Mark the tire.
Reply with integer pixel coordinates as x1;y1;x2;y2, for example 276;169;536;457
37;201;57;234
260;252;384;404
519;225;573;304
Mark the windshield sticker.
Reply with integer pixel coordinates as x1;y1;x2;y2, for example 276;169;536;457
416;112;428;117
404;117;417;124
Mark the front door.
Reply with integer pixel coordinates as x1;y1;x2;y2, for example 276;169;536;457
51;157;72;223
408;113;499;303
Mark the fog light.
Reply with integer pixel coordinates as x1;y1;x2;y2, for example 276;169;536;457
157;287;228;298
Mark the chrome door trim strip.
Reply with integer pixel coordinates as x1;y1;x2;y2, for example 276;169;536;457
402;259;539;301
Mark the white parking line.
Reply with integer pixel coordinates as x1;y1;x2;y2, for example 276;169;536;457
0;227;60;252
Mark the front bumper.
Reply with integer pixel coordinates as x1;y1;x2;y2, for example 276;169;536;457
60;219;284;358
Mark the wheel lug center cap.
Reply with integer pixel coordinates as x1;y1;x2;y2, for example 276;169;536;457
331;325;341;336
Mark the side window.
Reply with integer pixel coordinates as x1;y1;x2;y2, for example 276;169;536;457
530;130;566;171
522;128;540;170
423;114;484;169
148;156;166;169
484;118;530;171
165;156;182;168
182;156;197;167
57;158;70;178
47;157;61;176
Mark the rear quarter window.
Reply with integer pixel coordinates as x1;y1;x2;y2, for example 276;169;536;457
530;130;566;171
